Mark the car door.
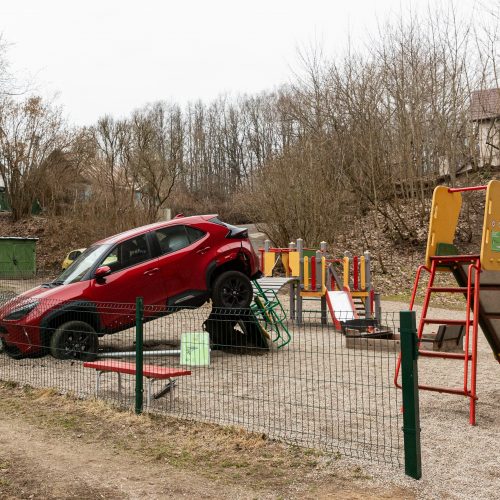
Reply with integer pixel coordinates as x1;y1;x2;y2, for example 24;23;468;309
153;224;209;307
88;233;167;330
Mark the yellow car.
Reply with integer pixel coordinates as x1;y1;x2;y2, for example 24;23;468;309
61;248;86;270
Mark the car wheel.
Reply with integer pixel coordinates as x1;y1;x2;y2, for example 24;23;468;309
50;321;98;361
212;270;253;309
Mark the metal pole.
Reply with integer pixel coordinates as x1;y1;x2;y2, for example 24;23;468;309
321;295;327;325
315;250;322;291
375;292;382;323
296;238;304;325
135;297;144;415
99;349;181;358
400;310;422;480
364;251;372;317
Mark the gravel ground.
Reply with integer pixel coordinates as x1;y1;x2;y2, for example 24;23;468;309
1;299;499;499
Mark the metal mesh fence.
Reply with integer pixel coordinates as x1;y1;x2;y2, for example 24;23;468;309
0;268;57;304
0;297;404;467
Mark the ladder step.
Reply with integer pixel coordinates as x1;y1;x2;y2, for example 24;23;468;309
422;319;467;325
418;350;472;360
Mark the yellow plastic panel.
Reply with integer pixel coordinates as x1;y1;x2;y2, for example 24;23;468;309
288;251;300;277
263;252;276;277
303;256;309;290
425;186;462;268
282;253;290;277
343;257;349;289
481;180;500;271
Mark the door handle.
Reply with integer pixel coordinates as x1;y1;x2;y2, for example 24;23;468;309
144;267;160;276
196;246;211;255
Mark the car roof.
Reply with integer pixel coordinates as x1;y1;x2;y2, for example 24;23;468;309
94;214;218;246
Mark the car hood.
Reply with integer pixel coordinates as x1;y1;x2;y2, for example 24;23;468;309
0;281;88;316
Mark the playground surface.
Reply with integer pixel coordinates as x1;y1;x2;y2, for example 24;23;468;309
1;299;499;499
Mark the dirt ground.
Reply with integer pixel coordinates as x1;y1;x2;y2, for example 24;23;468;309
1;299;499;499
0;384;412;500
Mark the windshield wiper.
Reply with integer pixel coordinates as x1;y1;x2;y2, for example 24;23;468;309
51;280;65;286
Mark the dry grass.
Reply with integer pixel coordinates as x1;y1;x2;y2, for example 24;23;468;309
0;382;412;499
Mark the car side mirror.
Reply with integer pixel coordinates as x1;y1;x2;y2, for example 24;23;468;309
95;266;111;280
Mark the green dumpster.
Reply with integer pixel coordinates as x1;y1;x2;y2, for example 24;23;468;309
0;237;38;278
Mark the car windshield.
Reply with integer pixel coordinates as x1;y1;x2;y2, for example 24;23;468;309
55;245;111;285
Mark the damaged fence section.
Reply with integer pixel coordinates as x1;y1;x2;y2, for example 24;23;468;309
0;295;415;471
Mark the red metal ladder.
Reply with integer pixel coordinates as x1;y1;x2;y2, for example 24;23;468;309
395;254;481;425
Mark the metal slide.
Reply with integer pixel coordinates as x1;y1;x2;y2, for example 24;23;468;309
453;264;500;363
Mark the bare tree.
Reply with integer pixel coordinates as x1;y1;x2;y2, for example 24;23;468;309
129;103;184;221
0;96;68;220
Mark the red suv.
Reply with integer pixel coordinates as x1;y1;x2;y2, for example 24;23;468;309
0;215;261;359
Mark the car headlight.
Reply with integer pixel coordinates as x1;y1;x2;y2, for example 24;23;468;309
4;301;39;321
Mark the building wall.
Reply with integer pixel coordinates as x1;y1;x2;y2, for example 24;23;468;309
477;120;500;167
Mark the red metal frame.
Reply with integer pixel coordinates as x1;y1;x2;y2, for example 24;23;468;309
394;255;481;425
311;256;317;290
353;255;359;290
447;185;487;193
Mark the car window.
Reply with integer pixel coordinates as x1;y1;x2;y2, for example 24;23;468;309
155;226;193;255
101;235;150;273
69;251;81;260
57;245;111;284
186;226;206;243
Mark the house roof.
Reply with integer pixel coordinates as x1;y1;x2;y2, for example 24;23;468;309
470;88;500;121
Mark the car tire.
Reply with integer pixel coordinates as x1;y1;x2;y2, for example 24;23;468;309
211;270;253;309
50;321;98;361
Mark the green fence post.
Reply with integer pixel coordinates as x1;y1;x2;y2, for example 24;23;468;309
400;310;422;479
135;297;144;415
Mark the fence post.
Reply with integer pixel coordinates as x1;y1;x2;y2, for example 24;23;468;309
400;310;422;479
135;297;144;415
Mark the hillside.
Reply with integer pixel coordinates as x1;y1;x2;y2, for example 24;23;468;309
0;180;489;303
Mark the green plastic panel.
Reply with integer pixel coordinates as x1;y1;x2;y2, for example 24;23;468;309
180;332;210;366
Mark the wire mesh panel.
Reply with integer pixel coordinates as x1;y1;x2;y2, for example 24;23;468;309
0;297;403;467
0;267;57;305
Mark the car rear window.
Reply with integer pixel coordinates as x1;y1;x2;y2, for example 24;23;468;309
186;226;205;243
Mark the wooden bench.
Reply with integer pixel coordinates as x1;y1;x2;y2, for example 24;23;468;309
83;360;192;407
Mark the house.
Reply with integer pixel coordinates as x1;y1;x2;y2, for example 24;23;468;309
470;88;500;168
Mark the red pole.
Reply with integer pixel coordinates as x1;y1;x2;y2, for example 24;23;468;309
353;255;359;291
464;263;473;396
448;185;487;193
394;262;434;389
409;265;430;310
311;256;316;291
470;262;481;425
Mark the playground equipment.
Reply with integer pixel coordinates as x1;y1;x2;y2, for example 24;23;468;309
258;239;381;328
251;280;291;348
394;181;500;425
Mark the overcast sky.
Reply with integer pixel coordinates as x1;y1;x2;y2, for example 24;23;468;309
0;0;490;126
